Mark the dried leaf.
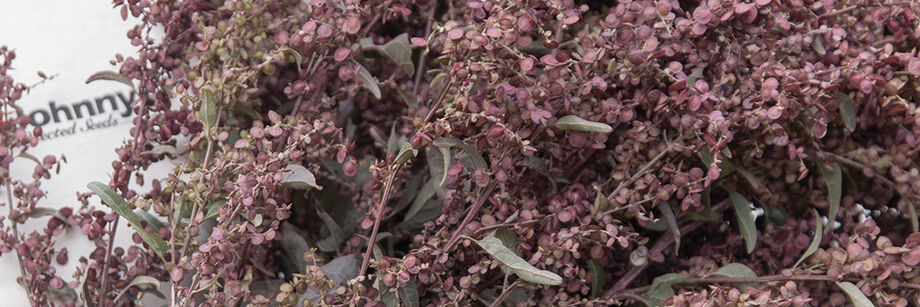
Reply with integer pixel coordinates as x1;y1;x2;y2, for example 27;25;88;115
354;61;382;99
836;281;875;307
85;70;135;89
26;207;59;219
17;152;40;164
588;259;606;298
112;275;162;303
835;92;857;132
818;161;842;233
554;115;613;133
729;192;757;254
474;235;562;285
794;209;823;269
87;182;168;258
281;164;322;190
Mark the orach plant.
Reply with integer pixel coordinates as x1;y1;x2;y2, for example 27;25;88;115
2;0;920;306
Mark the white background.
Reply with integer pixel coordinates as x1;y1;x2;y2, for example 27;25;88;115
0;1;166;304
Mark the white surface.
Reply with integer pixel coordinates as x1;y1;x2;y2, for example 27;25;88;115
0;1;164;304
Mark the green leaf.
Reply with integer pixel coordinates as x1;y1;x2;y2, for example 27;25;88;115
818;161;842;233
494;227;518;250
437;147;451;187
761;204;787;227
588;259;606;298
554;115;613;133
137;211;166;231
354;61;382;99
196;89;218;129
85;70;135;90
811;36;826;56
699;147;735;178
432;137;486;170
836;281;875;307
280;222;311;273
87;182;168;258
315;209;344;252
794;209;823;269
474;235;562;285
203;199;227;220
658;202;681;255
835;92;857;132
281;164;322;190
402;178;437;224
397;278;420;307
646;273;686;306
713;262;758;290
729;192;757;254
363;33;415;77
396;142;418;164
687;67;704;88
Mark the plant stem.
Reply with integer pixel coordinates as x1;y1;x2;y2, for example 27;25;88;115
99;216;120;305
358;163;402;278
442;182;497;253
412;4;437;98
5;178;37;307
424;79;453;122
489;280;520;307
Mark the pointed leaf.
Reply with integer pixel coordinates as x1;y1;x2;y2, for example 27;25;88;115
713;262;758;290
355;61;381;99
554;115;612;133
588;259;606;298
381;34;415;76
818;161;842;233
87;182;167;258
137;211;165;231
402;178;437;224
794;209;823;269
729;192;757;254
85;70;135;89
835;93;857;132
646;273;687;306
396;142;418;164
281;164;322;190
203;199;227;220
836;281;875;307
398;278;420;307
658;202;681;255
474;235;562;285
196;89;218;129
